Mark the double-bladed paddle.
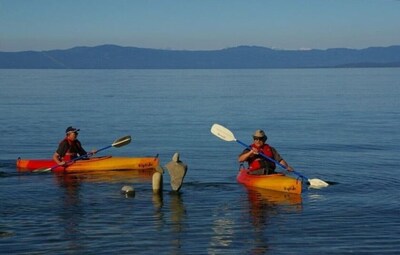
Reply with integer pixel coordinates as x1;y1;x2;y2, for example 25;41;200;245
210;123;329;189
33;135;132;173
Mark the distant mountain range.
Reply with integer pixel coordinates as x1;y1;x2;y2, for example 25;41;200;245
1;44;400;69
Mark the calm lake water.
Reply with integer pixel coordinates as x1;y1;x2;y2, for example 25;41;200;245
0;68;399;254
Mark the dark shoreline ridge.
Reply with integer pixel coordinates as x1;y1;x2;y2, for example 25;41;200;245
1;44;400;69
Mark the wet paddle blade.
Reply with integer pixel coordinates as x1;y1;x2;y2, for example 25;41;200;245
112;135;132;148
32;167;52;173
308;178;330;189
210;124;236;142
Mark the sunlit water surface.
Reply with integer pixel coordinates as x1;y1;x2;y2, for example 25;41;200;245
1;69;399;254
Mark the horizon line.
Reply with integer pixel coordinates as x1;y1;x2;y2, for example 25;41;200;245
1;43;400;53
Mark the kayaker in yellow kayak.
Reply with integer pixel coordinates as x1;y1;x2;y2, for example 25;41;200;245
238;129;293;175
52;126;95;166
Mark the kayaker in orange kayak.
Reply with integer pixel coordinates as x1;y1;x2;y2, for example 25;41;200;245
238;129;293;175
52;126;95;166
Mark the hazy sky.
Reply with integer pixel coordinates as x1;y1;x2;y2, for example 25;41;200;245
1;0;399;52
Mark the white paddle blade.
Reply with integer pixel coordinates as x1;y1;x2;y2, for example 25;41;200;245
308;178;329;189
211;124;236;142
112;135;132;148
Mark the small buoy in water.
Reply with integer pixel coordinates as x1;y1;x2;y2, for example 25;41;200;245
121;185;135;197
152;171;163;194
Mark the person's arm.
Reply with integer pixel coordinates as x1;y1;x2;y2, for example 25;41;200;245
75;140;91;156
279;159;293;171
271;147;294;171
53;140;68;165
75;140;97;157
52;152;65;165
238;148;257;162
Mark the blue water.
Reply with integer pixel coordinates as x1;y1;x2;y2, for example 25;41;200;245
0;68;399;254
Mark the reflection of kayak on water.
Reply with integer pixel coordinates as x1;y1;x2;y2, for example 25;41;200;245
245;186;302;230
244;186;302;206
54;168;157;185
16;156;159;173
237;168;302;194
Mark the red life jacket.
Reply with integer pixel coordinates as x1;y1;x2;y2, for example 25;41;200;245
248;143;276;171
60;138;81;161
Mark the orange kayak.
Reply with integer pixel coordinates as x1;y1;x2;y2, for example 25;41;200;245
237;169;302;194
17;155;159;172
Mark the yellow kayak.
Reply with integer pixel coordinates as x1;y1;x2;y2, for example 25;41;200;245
237;169;302;194
17;155;159;172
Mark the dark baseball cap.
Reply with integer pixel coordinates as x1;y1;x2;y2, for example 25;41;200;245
65;126;80;134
